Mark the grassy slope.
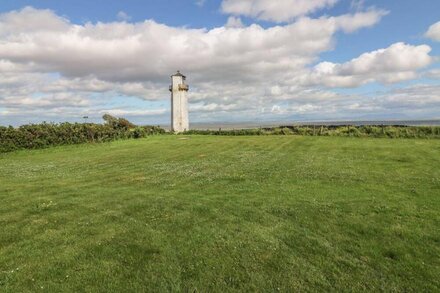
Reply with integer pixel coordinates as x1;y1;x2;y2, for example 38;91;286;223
0;136;439;292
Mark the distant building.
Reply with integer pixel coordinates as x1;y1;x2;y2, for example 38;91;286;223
169;71;189;133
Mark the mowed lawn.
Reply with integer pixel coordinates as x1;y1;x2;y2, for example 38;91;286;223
0;136;439;292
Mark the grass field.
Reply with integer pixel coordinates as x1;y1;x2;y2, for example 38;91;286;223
0;136;439;292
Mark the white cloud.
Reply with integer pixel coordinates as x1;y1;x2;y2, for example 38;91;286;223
0;93;90;108
0;8;378;82
382;84;440;107
225;16;244;28
332;9;389;33
100;108;167;117
350;0;365;11
425;21;440;42
0;7;387;85
425;69;440;79
0;7;436;126
305;42;432;87
116;11;131;22
221;0;338;22
0;6;68;35
261;83;440;120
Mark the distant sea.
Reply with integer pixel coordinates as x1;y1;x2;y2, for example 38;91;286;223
161;120;440;130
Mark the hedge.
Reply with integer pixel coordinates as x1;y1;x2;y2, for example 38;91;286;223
184;125;440;138
0;115;165;153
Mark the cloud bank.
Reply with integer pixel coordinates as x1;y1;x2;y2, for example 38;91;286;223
0;6;437;125
221;0;339;22
425;21;440;42
0;7;388;84
306;43;432;87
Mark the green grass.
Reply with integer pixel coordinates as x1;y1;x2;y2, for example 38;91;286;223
0;136;439;292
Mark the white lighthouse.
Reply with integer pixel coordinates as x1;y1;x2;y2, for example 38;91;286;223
169;71;189;133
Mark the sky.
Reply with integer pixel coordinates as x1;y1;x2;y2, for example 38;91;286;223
0;0;439;126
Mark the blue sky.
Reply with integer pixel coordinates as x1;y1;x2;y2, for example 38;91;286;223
0;0;439;126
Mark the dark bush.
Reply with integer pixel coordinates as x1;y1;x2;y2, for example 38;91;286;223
2;119;439;154
182;125;440;139
0;115;165;153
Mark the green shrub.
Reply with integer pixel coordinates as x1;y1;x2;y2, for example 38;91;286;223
281;128;293;135
183;125;440;139
0;116;165;153
2;120;439;154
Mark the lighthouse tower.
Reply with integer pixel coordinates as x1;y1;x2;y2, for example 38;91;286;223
169;71;189;133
